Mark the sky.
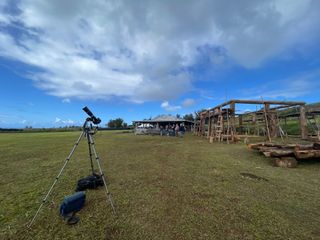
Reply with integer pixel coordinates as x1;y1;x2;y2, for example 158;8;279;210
0;0;320;128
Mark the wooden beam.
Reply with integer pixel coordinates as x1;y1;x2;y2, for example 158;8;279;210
228;99;305;106
206;99;305;112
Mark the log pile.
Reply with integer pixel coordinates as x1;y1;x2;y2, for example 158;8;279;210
248;142;320;167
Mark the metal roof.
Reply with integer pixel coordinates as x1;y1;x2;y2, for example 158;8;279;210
133;115;193;123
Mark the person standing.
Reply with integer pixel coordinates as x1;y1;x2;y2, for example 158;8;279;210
175;123;179;137
179;124;186;137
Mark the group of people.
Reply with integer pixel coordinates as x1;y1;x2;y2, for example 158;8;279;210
160;123;186;137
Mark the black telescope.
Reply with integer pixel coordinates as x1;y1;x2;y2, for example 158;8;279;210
82;106;101;124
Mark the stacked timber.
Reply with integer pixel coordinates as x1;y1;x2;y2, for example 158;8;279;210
248;142;320;167
294;143;320;159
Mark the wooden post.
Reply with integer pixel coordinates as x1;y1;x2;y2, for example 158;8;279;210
230;102;236;125
200;115;205;137
269;112;278;138
207;111;211;139
230;102;236;141
239;115;243;127
264;103;272;142
300;105;308;139
252;113;256;135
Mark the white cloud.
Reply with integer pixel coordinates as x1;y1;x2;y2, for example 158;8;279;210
62;119;74;124
54;117;75;125
0;0;319;102
62;98;71;103
182;98;195;107
161;101;181;112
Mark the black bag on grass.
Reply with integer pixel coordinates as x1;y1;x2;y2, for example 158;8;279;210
76;173;104;191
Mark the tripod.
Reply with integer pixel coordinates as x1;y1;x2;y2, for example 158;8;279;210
28;118;116;228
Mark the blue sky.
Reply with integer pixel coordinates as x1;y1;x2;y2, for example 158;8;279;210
1;0;320;128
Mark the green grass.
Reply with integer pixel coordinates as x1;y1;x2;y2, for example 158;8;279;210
279;117;320;135
0;131;319;239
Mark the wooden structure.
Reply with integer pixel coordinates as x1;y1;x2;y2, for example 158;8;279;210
195;99;307;143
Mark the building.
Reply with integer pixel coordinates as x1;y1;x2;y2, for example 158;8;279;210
133;115;194;135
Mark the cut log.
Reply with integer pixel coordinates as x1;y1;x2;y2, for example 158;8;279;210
273;157;298;168
247;143;265;150
269;149;294;157
314;143;320;150
263;142;296;148
281;144;299;149
257;146;279;152
294;144;314;151
263;151;271;157
257;147;279;157
264;142;282;148
294;150;320;159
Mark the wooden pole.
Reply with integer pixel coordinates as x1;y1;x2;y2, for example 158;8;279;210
252;113;256;135
300;105;308;139
264;103;272;142
207;111;212;139
230;102;236;142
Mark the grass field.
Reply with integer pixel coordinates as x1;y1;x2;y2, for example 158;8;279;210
0;131;320;239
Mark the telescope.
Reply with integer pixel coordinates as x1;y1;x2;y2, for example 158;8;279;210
82;106;101;124
28;107;115;228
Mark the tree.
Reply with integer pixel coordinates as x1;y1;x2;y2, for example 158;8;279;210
183;113;194;122
106;118;127;128
176;114;181;119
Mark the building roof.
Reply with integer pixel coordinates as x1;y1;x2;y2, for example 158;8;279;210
133;115;194;123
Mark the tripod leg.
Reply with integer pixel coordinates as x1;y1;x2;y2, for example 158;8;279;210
88;134;116;214
27;131;85;228
86;132;95;175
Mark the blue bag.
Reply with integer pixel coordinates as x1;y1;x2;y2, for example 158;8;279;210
60;192;86;224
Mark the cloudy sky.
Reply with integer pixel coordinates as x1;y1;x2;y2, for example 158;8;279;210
1;0;320;127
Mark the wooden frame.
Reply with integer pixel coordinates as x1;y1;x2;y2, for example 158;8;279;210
195;99;307;142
